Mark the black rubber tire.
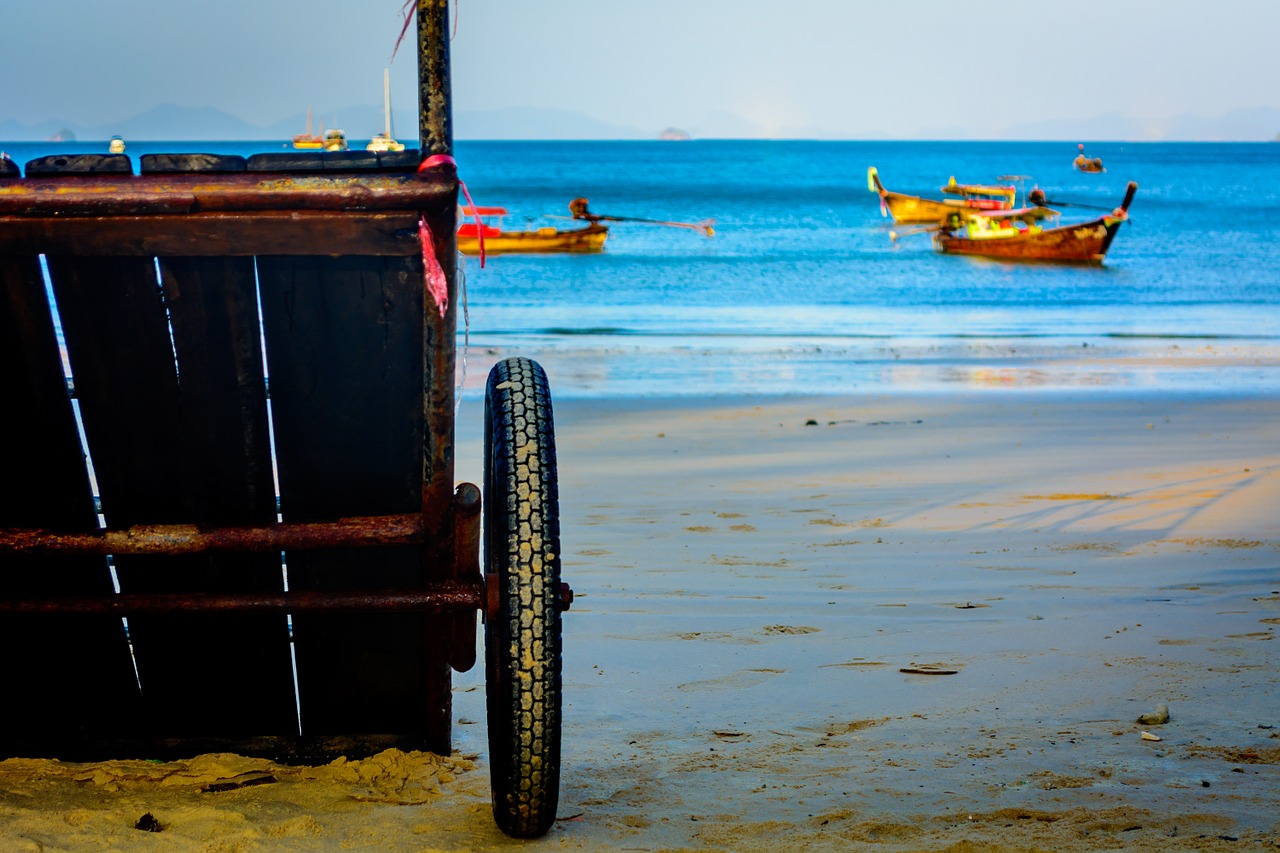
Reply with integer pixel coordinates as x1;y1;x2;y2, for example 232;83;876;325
483;357;562;838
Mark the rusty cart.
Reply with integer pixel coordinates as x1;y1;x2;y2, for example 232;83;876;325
0;3;567;840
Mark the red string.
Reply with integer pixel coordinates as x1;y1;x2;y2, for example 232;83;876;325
420;154;485;268
391;0;458;63
417;216;450;320
390;0;416;64
417;155;484;319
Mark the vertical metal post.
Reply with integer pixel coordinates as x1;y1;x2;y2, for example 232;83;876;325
418;0;453;157
415;0;459;521
416;0;459;751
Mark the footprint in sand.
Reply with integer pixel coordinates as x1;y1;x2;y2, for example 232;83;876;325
671;631;760;644
677;668;784;692
762;625;820;636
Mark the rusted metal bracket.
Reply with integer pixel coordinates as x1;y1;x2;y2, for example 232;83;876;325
482;576;575;621
449;482;482;672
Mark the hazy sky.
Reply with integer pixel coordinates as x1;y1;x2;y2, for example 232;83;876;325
3;0;1277;137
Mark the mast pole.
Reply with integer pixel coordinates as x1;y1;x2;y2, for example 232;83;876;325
384;68;392;138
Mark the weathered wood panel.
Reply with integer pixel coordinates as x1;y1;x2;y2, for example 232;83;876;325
257;252;449;749
0;171;453;217
44;250;207;740
0;252;142;756
155;247;298;736
0;211;422;258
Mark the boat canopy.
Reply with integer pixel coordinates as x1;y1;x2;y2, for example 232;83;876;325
942;177;1016;199
458;223;503;238
971;205;1059;223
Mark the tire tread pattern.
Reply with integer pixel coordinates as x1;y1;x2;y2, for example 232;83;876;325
484;357;562;838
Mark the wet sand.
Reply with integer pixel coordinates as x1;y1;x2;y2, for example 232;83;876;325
2;390;1277;851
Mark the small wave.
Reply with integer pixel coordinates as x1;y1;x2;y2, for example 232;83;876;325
1101;332;1274;341
539;326;633;336
482;328;1276;344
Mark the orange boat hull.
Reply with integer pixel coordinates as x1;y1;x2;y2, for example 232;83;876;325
935;216;1125;264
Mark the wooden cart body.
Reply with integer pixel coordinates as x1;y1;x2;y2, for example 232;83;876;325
0;4;564;839
0;147;467;761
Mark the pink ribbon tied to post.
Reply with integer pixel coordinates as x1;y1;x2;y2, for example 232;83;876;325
417;154;485;319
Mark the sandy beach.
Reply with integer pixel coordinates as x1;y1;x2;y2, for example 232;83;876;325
2;388;1277;851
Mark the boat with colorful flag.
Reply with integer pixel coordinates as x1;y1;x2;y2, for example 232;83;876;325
868;167;1016;224
933;181;1137;264
455;197;713;256
457;205;609;256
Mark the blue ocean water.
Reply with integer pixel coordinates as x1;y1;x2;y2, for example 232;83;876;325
5;138;1278;397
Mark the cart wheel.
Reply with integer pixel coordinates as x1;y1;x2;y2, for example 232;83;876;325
484;357;562;838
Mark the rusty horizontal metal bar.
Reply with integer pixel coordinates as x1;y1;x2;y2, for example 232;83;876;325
0;514;426;558
0;582;484;616
0;171;454;218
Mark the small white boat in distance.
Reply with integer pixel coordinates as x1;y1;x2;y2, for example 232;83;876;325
322;128;348;151
366;68;406;152
108;136;126;154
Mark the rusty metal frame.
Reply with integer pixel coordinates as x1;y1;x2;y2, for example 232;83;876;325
0;515;428;558
0;483;486;618
0;584;486;617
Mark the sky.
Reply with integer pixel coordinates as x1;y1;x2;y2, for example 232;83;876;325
2;0;1278;139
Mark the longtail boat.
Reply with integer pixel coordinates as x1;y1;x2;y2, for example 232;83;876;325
934;181;1137;264
868;167;1016;224
568;197;715;236
457;205;608;256
1073;143;1104;173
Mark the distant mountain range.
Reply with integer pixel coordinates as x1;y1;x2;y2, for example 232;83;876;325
2;103;1277;142
0;104;390;144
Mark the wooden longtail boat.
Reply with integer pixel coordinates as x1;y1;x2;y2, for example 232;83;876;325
568;197;715;237
868;167;1015;224
1073;143;1104;173
457;205;608;255
934;181;1137;264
